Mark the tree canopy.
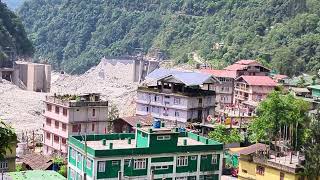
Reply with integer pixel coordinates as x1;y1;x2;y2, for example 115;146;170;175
248;91;310;150
18;0;320;75
0;2;33;58
208;124;243;145
0;121;17;159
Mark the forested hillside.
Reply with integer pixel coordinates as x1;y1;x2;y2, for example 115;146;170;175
0;2;33;61
18;0;320;76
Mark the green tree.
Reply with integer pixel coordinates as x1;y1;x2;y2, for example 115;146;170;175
0;121;17;159
303;108;320;179
248;91;309;150
208;124;243;144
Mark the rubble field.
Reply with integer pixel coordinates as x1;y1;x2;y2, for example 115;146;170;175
0;61;138;133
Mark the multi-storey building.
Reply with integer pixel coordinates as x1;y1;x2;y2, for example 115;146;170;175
233;76;277;115
224;60;270;77
201;69;236;109
67;124;223;180
42;93;108;156
137;71;219;124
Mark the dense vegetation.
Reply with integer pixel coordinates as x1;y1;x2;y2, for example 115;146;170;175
18;0;320;75
0;2;33;61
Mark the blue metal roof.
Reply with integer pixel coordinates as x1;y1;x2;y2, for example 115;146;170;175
169;72;214;86
146;68;219;86
146;68;180;80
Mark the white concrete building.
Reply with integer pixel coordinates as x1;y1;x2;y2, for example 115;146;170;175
137;69;220;125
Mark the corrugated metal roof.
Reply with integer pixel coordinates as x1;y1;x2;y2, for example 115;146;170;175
145;68;180;80
146;68;220;86
308;85;320;90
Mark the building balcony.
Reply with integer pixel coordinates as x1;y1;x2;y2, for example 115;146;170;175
138;86;215;97
234;94;248;101
235;86;250;93
43;124;68;139
45;96;108;107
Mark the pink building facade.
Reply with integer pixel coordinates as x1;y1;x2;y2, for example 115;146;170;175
234;76;277;113
42;94;108;156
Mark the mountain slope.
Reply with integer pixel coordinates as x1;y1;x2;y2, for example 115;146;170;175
0;2;33;60
18;0;320;76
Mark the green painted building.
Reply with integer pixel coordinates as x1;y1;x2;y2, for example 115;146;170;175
308;85;320;100
67;125;223;180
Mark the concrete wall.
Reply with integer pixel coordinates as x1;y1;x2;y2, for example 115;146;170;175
15;62;51;92
100;57;159;83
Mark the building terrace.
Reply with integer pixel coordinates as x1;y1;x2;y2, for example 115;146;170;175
45;93;108;107
68;127;223;157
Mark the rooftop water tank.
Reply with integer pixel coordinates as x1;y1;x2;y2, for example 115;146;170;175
153;118;161;128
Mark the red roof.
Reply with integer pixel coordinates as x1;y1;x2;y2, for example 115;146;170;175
119;115;153;127
237;143;267;155
235;59;258;65
237;76;277;86
224;64;248;71
200;69;237;79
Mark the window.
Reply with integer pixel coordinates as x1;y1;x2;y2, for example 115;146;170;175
175;111;180;117
98;161;106;172
177;156;188;167
86;159;92;169
174;97;181;105
46;132;51;140
212;154;218;164
92;123;95;132
72;124;81;133
54;135;59;143
61;138;66;145
71;148;76;159
157;135;171;140
47;104;52;111
134;159;146;170
92;109;96;116
77;153;82;165
155;165;168;170
46;118;51;126
191;156;197;160
256;165;265;175
0;161;8;170
55;106;59;114
55;121;59;129
124;159;130;165
70;168;75;180
62;123;67;131
112;161;119;166
176;177;187;180
201;155;207;159
280;172;285;180
63;108;67;116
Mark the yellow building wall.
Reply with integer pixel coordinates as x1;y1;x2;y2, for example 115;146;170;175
2;143;17;172
238;158;301;180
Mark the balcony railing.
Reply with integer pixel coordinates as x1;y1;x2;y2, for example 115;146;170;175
45;96;108;107
252;156;303;174
138;86;215;97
